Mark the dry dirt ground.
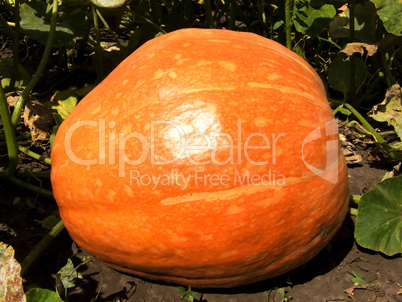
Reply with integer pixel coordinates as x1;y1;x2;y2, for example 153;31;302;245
0;147;401;302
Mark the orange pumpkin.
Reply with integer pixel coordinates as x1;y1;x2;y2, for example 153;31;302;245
50;28;349;288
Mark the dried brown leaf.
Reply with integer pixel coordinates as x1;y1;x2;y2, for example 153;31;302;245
342;42;378;56
23;98;54;141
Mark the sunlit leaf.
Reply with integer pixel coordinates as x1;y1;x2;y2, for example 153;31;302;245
371;0;402;36
25;288;58;302
369;84;402;140
20;1;90;47
355;174;402;256
47;85;93;120
34;215;61;230
292;0;336;35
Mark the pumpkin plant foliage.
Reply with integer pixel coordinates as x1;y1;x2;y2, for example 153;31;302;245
355;174;402;256
20;0;89;48
371;0;402;36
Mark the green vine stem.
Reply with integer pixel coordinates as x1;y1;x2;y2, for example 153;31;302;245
21;219;65;276
95;8;123;50
228;0;237;30
316;36;342;50
11;0;59;127
0;84;18;175
204;0;214;28
348;207;358;216
126;8;167;34
349;0;356;105
382;51;396;88
92;5;104;83
350;194;361;206
10;0;20;90
18;145;51;165
285;0;292;50
333;100;402;161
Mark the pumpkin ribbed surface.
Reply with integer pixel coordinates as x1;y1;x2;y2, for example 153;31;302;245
51;28;349;288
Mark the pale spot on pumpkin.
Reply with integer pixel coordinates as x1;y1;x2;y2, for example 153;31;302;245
267;73;280;81
154;69;165;79
233;44;248;49
247;82;322;107
111;107;120;116
115;92;122;99
123;184;135;197
298;119;313;127
173;53;183;60
253;116;268;128
209;39;230;44
92;106;101;115
122;79;129;86
197;59;212;66
154;68;177;80
106;189;117;201
80;187;94;199
226;205;245;215
182;42;191;47
219;61;237;72
218;249;239;259
181;86;236;94
168;70;177;79
94;179;102;187
59;162;69;170
135;79;146;89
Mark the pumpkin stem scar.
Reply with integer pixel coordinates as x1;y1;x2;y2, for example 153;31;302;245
320;225;332;239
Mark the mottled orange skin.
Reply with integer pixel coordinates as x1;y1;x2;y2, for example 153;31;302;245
51;28;349;288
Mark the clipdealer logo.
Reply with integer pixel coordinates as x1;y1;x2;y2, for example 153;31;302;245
63;118;340;187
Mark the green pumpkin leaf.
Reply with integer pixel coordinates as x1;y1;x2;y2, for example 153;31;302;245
371;0;402;36
355;174;402;256
53;258;83;290
20;1;90;47
292;0;336;35
46;85;93;120
368;84;402;141
348;271;368;286
0;243;25;302
25;288;59;302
